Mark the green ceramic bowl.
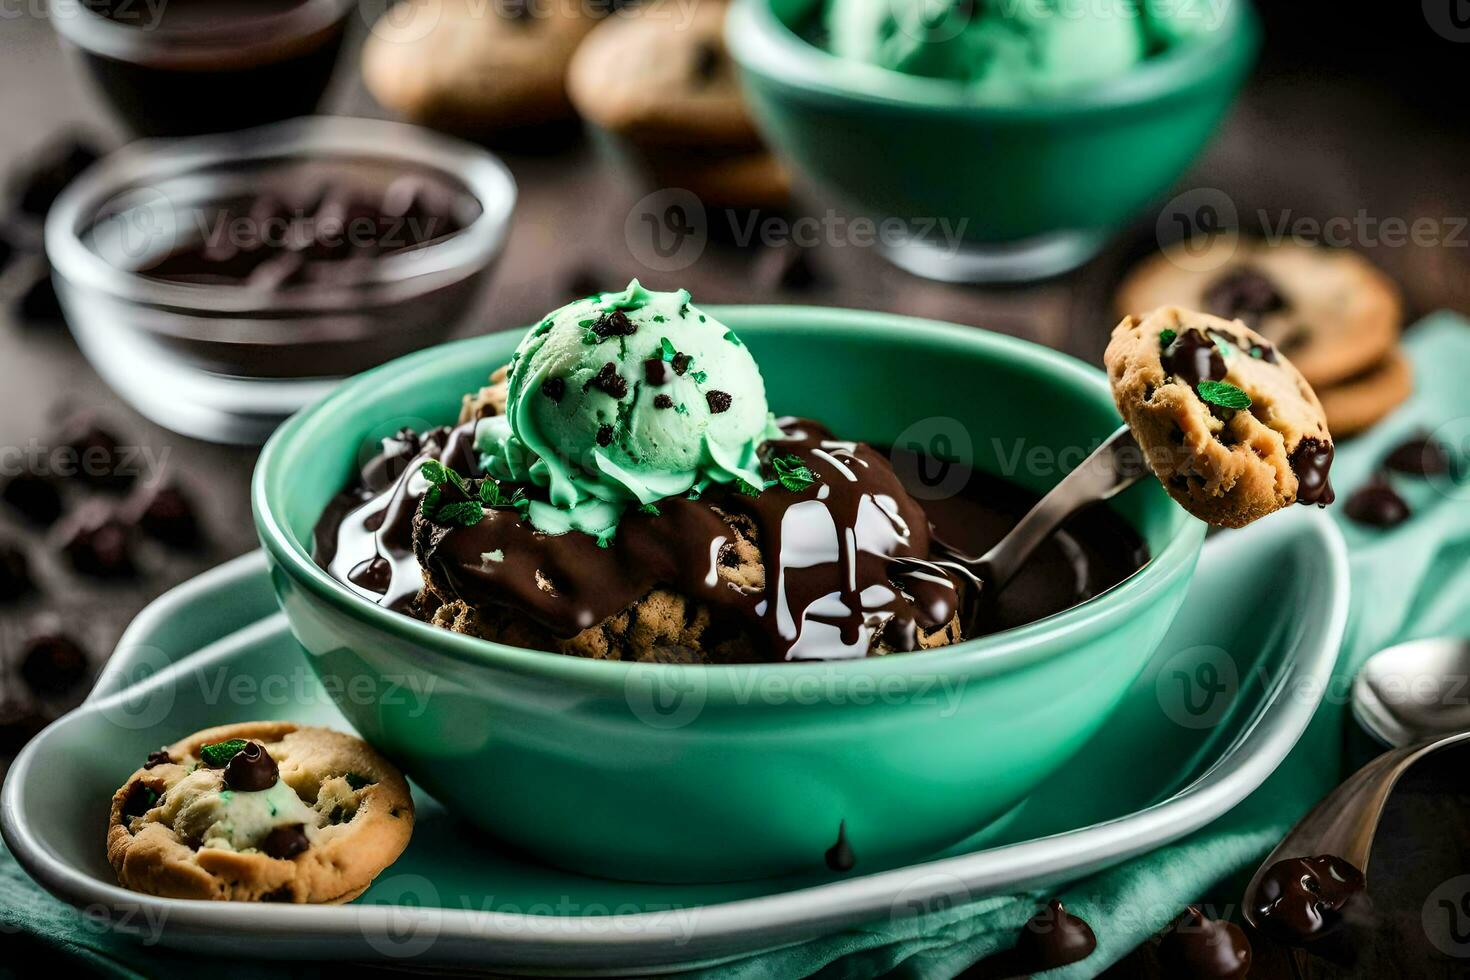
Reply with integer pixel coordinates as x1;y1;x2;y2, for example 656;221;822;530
726;0;1260;280
253;308;1205;883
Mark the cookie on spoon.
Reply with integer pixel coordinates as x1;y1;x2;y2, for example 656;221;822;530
1105;307;1335;528
107;722;413;903
1115;238;1401;388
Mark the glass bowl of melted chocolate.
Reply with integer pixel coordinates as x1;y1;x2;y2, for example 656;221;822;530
46;116;516;444
258;293;1204;881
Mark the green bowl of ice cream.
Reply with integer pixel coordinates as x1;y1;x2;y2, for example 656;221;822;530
726;0;1260;281
254;289;1204;882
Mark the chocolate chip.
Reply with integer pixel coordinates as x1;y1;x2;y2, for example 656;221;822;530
653;394;674;410
129;482;201;548
0;229;13;277
16;270;62;324
706;390;732;414
10;133;102;219
584;361;628;399
20;632;88;695
223;740;279;792
1344;476;1410;527
1289;437;1336;507
1158;906;1252;980
671;352;691;376
59;420;135;492
120;781;158;820
0;543;32;601
60;506;136;578
1;472;62;525
144;747;172;769
692;41;721;83
596;424;614;447
1384;435;1452;477
752;242;818;291
591;310;637;339
541;377;566;403
824;820;855;872
643;358;668;385
1012;900;1098;971
1202;266;1287;328
260;824;310;859
1161;328;1227;388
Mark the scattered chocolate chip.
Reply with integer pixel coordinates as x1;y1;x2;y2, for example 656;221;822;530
144;747;172;769
20;632;88;696
1252;854;1364;943
1158;906;1252;980
1202;266;1287;328
1344;476;1410;527
129;482;201;548
671;352;691;376
0;543;32;600
595;424;614;447
1;472;62;525
653;394;674;410
59;419;135;492
541;377;566;403
223;740;280;792
692;41;721;83
0;699;46;756
643;357;668;385
1012;900;1098;971
260;824;310;859
60;505;137;578
706;390;732;414
1384;435;1452;476
120;781;159;820
584;361;628;399
752;242;818;291
10;132;102;219
591;310;637;339
16;269;62;323
824;820;855;872
1289;437;1336;507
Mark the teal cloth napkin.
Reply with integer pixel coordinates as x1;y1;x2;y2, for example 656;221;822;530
5;313;1469;979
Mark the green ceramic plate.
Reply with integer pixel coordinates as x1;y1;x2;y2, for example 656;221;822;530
2;508;1347;971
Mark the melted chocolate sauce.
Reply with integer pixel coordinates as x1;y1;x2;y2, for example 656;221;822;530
1158;906;1252;979
1162;329;1228;388
1253;854;1365;944
314;419;1148;662
1290;438;1337;506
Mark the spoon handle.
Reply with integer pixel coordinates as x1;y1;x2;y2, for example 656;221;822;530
1243;729;1470;929
977;425;1149;592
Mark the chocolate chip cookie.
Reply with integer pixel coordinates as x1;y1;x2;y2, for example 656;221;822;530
1115;238;1402;388
1106;307;1335;528
107;722;413;902
1315;347;1414;438
362;0;596;138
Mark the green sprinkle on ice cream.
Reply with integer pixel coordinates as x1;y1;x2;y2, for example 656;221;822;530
476;281;780;540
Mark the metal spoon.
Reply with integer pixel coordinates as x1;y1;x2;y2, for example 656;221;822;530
1352;637;1470;746
1241;638;1470;939
892;424;1149;631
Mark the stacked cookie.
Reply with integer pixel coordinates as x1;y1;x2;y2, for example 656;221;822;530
362;0;788;210
1117;239;1408;437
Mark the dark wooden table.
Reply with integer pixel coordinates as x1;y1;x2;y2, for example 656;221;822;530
1;6;1466;978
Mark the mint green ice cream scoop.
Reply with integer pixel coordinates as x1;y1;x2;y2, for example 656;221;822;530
476;281;778;541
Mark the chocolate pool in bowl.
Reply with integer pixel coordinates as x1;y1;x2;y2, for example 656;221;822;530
253;306;1204;882
50;0;355;137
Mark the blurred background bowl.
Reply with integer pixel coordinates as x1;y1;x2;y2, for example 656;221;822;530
727;0;1260;283
46;116;516;446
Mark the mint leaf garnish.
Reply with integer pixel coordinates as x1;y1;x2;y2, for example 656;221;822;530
1196;380;1252;410
435;501;484;526
479;479;524;509
736;479;765;497
639;502;661;515
201;739;247;768
1159;328;1177;347
772;455;819;492
420;462;522;527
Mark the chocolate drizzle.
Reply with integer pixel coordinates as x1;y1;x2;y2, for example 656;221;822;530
1289;437;1337;506
1162;328;1227;388
1253;854;1365;944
